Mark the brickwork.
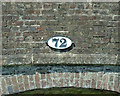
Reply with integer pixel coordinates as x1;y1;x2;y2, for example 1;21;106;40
1;2;120;65
1;65;120;95
1;1;120;95
0;72;120;95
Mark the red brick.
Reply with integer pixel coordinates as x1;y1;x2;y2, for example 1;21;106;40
109;75;114;82
42;10;53;14
42;80;47;88
108;82;114;91
19;83;25;91
80;78;83;87
22;16;30;19
46;78;52;88
44;3;52;9
97;72;103;81
29;81;35;89
102;74;108;90
47;73;51;79
97;80;102;89
46;73;53;87
74;79;79;87
12;76;18;85
114;76;119;92
70;4;76;8
69;74;74;86
15;32;21;36
114;83;119;92
52;73;59;79
37;26;44;31
64;72;70;79
58;79;63;87
69;73;74;79
81;73;86;79
77;21;87;26
58;73;63;78
17;75;23;83
63;79;69;87
76;10;82;14
11;21;23;26
53;79;59;87
28;75;35;90
5;77;12;85
90;16;96;20
29;75;34;81
80;16;89;20
91;79;96;88
25;10;39;14
33;10;39;14
23;75;30;90
85;80;91;88
16;37;24;42
75;73;79;78
53;79;64;87
41;74;46;79
12;76;19;92
103;38;110;43
13;85;19;93
35;73;40;88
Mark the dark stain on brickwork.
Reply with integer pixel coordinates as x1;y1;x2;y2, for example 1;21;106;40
2;65;120;75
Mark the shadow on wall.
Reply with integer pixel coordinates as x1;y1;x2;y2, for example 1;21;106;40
117;1;120;65
46;42;75;52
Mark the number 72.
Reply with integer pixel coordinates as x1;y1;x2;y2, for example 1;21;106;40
52;38;67;48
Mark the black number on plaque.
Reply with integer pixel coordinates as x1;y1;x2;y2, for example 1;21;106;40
52;38;59;47
52;38;67;48
59;38;67;47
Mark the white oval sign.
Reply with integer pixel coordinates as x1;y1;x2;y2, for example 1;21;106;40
47;36;73;49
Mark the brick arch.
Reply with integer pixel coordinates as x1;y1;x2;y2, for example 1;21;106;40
1;72;119;95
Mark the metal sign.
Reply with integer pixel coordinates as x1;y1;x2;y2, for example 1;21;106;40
46;36;73;50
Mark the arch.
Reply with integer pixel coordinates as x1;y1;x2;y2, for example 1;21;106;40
1;71;120;95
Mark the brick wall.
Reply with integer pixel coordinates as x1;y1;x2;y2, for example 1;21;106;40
1;1;120;95
2;2;120;65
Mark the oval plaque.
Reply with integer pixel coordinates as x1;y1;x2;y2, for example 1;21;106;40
46;36;73;50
